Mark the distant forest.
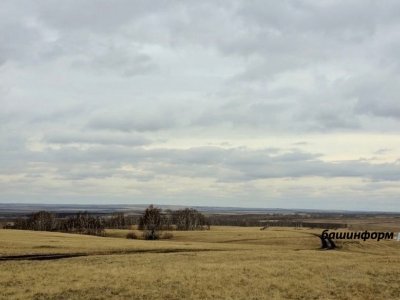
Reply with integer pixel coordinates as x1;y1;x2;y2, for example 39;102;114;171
3;207;349;238
6;206;211;236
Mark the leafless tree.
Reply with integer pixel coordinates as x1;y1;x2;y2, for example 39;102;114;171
139;205;162;240
172;208;209;230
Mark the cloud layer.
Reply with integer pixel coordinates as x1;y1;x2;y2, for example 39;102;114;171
1;0;400;210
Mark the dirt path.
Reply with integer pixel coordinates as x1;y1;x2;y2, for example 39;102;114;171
0;248;227;261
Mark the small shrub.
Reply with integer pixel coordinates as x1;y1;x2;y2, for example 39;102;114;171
142;230;159;240
126;232;138;239
161;232;174;239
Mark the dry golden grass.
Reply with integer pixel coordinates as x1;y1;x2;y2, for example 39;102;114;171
0;227;399;299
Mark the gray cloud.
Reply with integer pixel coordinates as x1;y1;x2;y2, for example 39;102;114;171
3;144;399;182
2;0;400;209
351;74;400;120
71;47;157;77
44;131;151;146
87;110;179;132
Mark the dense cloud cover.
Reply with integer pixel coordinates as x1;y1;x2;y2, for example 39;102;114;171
1;0;400;210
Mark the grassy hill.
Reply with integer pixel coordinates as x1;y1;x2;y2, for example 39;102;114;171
1;227;399;299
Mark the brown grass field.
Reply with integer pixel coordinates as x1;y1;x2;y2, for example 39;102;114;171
0;226;399;299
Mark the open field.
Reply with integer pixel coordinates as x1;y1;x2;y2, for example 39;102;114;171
1;227;400;300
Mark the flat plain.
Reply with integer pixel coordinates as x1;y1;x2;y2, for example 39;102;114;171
0;226;399;300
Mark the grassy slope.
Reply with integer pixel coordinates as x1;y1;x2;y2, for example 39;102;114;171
0;227;399;300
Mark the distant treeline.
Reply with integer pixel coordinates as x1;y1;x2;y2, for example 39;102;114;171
150;208;210;231
137;206;210;240
208;214;263;227
260;221;347;229
5;210;349;236
11;211;106;236
208;214;347;229
8;207;210;236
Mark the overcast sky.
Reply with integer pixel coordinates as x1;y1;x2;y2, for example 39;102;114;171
1;0;400;211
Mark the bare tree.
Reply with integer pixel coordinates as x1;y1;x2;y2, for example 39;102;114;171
25;211;57;231
61;212;105;236
108;212;126;229
172;208;209;230
12;211;105;236
139;205;162;240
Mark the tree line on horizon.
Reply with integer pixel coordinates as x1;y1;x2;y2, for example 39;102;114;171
8;205;210;238
138;205;210;239
12;211;106;236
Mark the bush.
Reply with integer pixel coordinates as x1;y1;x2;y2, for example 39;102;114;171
126;232;138;239
161;232;174;239
142;230;160;240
